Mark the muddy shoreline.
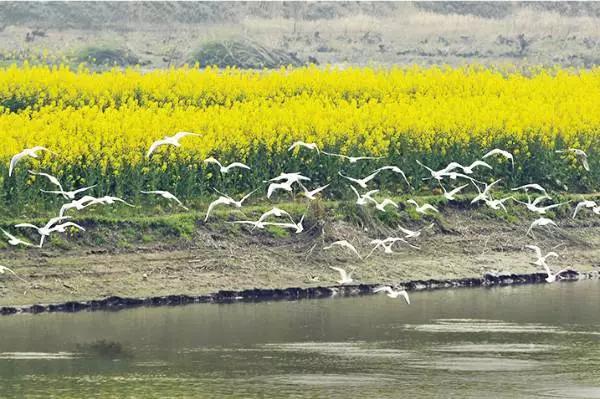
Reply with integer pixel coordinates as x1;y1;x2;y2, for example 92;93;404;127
2;206;600;313
0;270;589;316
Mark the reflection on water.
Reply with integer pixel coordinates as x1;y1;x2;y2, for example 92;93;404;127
0;352;80;360
1;281;600;398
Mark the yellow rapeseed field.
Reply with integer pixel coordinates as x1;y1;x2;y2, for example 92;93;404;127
0;64;599;202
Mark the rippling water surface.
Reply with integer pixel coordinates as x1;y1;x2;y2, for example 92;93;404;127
1;280;600;398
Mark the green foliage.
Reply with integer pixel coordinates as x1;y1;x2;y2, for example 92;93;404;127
190;39;303;69
75;46;139;67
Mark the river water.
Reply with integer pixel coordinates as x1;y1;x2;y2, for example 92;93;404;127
1;280;600;398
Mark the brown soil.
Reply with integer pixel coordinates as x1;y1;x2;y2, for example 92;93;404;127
1;208;599;307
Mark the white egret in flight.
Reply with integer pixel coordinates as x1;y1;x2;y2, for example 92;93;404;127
9;147;54;177
146;132;200;158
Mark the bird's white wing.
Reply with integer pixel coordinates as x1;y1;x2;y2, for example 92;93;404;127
33;171;62;189
531;194;551;207
291;174;311;182
423;204;439;213
308;184;330;196
373;286;393;295
346;242;362;258
541;202;566;212
482;148;501;158
45;216;70;229
166;192;186;207
1;228;16;240
469;160;493;170
0;228;33;246
525;245;542;259
448;172;482;184
515;184;545;193
267;183;280;198
146;140;165;158
375;165;394;172
287;141;299;151
581;157;590;171
0;265;17;276
448;184;469;196
573;202;584;218
393;237;421;249
72;185;97;195
59;202;77;217
349;185;361;199
369;239;385;250
173;131;200;140
482;179;502;194
540;261;552;276
526;221;537;236
15;223;40;231
415;160;434;173
361;169;382;184
329;266;347;280
381;166;411;186
364;189;380;198
406;199;419;207
40;189;66;195
205;197;231;221
110;197;135;207
483;149;514;163
380;198;398;208
258;207;292;223
240;189;258;204
354;156;384;161
322;151;346;160
8;152;27;177
51;222;86;232
203;156;221;167
263;221;297;230
324;241;346;250
268;172;299;182
400;290;410;304
442;162;464;173
226;162;251;171
66;222;85;231
338;172;361;185
396;225;415;236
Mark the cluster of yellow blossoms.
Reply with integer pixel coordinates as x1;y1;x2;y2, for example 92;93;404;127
0;64;598;199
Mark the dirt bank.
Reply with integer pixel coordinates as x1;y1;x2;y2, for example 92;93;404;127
1;204;599;309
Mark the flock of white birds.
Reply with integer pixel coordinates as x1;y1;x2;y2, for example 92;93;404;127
1;131;596;305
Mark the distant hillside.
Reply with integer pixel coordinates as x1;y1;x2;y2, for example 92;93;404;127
2;2;600;30
0;1;599;69
0;2;401;29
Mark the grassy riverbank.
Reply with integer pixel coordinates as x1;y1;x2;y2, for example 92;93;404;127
1;194;599;307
